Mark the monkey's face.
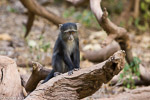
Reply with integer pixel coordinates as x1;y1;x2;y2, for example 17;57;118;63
60;23;79;42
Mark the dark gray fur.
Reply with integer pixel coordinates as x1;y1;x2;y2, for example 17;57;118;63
42;23;80;83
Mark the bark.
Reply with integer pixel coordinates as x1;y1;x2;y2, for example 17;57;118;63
99;86;150;100
25;62;51;93
0;56;24;99
83;41;120;62
139;64;150;85
25;50;125;100
90;0;133;64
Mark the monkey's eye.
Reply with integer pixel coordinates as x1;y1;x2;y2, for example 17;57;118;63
71;31;75;34
65;32;70;34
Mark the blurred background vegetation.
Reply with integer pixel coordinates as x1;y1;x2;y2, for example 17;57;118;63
0;0;150;98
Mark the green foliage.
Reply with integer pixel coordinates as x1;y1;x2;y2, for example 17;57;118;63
137;0;150;31
63;7;76;18
134;18;149;31
27;34;51;60
120;57;141;89
40;42;50;52
6;6;17;13
54;0;63;3
141;0;150;21
102;0;124;14
63;7;100;29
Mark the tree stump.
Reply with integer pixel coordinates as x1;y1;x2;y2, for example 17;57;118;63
0;56;23;100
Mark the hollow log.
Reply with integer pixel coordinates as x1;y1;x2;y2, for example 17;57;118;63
0;56;24;99
25;50;125;100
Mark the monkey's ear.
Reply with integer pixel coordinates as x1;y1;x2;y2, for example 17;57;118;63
76;23;81;30
59;24;63;29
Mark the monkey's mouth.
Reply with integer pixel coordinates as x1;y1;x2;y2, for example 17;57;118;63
68;38;74;41
68;37;74;41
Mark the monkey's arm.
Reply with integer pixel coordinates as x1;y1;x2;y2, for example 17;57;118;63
63;53;75;75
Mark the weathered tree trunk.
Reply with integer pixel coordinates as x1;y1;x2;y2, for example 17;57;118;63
25;50;125;100
0;56;24;100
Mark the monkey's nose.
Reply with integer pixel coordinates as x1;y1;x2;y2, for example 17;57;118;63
69;36;74;41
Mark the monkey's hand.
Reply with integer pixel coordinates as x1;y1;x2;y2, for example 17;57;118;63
74;68;80;71
68;70;73;75
54;72;61;77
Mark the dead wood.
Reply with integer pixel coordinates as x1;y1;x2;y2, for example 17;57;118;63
17;61;33;68
24;11;35;38
0;56;24;99
98;86;150;100
25;62;51;93
139;64;150;85
83;41;120;62
20;0;66;38
24;50;125;100
90;0;133;64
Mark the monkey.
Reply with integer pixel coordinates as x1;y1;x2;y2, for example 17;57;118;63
42;22;80;83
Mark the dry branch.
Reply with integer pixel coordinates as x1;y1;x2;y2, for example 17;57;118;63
25;50;125;100
25;62;51;93
90;0;133;64
24;11;35;38
20;0;66;37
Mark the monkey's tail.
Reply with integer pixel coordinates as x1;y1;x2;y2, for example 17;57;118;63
42;69;55;84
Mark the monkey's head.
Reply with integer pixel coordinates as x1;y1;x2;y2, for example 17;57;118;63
59;23;79;42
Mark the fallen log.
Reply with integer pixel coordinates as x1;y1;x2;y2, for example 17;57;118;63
25;50;125;100
83;41;120;62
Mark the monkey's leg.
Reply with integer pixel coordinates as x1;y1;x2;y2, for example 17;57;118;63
42;69;55;84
